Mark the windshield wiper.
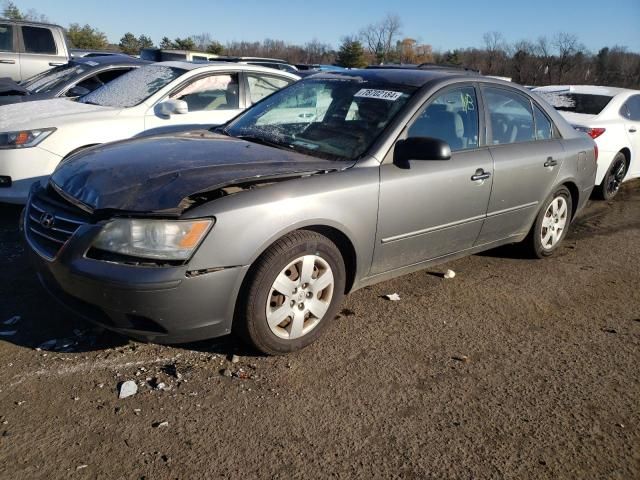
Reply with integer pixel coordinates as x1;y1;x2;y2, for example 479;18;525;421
236;135;292;151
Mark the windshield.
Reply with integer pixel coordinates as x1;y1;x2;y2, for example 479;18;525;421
225;78;416;161
537;92;613;115
80;65;185;108
23;64;85;94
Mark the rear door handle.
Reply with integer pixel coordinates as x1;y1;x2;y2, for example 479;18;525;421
471;169;491;181
630;127;637;133
49;62;64;66
544;157;558;167
0;59;15;64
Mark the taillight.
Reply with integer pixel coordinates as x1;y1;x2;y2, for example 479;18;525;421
574;125;606;139
594;144;598;162
588;128;606;139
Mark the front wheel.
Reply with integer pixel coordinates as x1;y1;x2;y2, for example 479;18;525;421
525;186;572;258
236;230;346;355
595;152;627;201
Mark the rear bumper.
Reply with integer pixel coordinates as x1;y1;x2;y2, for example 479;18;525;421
0;147;62;204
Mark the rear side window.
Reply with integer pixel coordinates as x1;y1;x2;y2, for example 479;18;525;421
485;87;535;145
407;86;479;151
247;74;293;104
22;26;57;54
533;104;553;140
622;95;640;121
0;24;13;52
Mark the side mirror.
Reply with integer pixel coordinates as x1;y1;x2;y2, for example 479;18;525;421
394;137;452;167
67;85;90;98
155;99;189;117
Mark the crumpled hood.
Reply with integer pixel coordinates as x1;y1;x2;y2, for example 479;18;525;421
0;99;112;131
51;131;353;214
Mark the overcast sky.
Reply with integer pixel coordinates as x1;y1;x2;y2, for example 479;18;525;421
15;0;640;52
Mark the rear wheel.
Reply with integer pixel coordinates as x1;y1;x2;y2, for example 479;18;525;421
596;152;627;200
525;186;572;258
236;230;346;355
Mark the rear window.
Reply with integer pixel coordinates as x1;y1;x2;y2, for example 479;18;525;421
539;92;613;115
0;24;13;52
22;26;57;54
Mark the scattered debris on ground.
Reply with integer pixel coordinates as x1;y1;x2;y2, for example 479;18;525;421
383;293;401;301
118;380;138;399
444;269;456;279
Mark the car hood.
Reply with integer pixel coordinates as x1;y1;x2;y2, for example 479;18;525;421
51;131;354;214
0;99;114;131
0;77;28;96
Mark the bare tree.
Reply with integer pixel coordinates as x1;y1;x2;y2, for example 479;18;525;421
482;31;507;74
553;33;584;82
360;14;402;64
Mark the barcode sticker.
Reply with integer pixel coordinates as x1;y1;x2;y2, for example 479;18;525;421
354;89;403;101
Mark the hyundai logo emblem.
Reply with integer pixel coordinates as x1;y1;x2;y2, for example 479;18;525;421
39;212;55;229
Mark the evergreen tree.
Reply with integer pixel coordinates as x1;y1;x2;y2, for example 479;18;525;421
119;32;139;55
67;23;109;50
336;38;367;68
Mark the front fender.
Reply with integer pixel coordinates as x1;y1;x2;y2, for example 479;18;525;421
184;164;380;286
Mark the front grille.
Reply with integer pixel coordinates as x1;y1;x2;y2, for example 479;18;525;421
26;186;91;260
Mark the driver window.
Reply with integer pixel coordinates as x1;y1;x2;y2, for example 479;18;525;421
172;73;239;112
407;86;479;152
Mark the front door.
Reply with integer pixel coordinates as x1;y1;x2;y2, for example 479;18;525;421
475;86;566;244
372;84;493;275
145;72;244;131
0;23;20;81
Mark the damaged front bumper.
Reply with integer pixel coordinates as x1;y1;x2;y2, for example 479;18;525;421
24;186;249;344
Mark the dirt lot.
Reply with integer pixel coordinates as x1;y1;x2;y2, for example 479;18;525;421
0;181;638;479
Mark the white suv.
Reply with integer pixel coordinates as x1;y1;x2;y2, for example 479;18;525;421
0;61;299;203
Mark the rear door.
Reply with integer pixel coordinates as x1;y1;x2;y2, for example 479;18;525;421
372;84;493;274
19;25;67;80
0;23;20;81
621;94;640;177
475;86;566;244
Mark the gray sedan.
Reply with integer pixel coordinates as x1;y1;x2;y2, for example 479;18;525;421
23;68;597;354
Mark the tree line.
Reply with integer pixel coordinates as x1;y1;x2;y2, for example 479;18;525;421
2;2;638;88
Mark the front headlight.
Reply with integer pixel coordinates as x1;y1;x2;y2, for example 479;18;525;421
92;218;213;261
0;128;56;149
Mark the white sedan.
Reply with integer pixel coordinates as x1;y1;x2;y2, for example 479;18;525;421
533;85;640;200
0;62;299;203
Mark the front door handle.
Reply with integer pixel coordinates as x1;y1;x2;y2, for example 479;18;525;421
0;59;15;64
49;62;64;66
544;157;558;167
630;127;637;133
471;169;491;181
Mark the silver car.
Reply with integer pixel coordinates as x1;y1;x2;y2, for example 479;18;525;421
23;68;597;354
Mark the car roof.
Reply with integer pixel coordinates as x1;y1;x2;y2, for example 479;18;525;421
72;55;150;67
3;19;64;29
533;85;637;97
152;61;301;77
310;67;483;88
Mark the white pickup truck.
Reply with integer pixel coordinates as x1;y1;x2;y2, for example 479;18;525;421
0;20;70;82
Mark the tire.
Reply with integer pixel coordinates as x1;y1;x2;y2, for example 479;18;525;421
236;230;346;355
525;186;573;259
595;152;627;201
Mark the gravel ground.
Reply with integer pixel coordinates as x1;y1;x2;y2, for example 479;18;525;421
0;180;638;479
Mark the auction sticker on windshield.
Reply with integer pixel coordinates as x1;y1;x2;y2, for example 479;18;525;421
354;89;403;101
